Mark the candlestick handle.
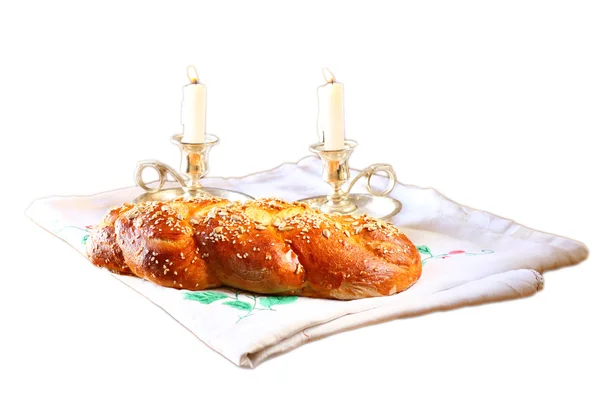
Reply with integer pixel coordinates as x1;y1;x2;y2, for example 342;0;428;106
299;140;402;219
346;163;397;197
132;133;254;203
135;161;187;193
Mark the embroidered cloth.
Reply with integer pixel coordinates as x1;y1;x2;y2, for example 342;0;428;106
26;157;588;368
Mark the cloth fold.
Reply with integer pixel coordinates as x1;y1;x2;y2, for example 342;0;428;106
25;156;588;368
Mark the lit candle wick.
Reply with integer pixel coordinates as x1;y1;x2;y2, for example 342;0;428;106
187;65;200;84
322;67;336;84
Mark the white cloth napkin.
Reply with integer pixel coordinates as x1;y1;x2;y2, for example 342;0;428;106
25;156;588;368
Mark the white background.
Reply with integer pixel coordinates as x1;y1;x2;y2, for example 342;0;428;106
1;1;598;394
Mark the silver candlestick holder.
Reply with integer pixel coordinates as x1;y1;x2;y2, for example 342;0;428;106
133;134;254;203
298;140;402;219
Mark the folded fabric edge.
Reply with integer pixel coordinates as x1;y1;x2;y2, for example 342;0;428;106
425;189;589;263
242;269;544;368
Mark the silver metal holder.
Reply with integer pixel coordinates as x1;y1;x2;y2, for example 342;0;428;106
297;140;402;219
133;134;254;203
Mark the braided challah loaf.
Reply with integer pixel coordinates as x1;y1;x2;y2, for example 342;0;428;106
86;196;421;299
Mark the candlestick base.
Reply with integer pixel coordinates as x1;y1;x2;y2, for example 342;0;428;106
299;194;402;220
133;133;254;203
297;141;402;220
134;187;253;204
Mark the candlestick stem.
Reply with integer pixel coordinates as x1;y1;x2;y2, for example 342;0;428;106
174;134;214;192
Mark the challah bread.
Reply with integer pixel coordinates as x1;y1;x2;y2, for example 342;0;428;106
86;196;421;299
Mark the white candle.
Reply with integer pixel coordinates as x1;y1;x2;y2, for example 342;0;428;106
317;68;346;150
181;65;206;143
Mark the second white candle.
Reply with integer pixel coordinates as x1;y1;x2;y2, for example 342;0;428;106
318;68;346;151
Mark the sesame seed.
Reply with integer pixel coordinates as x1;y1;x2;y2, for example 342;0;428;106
125;209;139;220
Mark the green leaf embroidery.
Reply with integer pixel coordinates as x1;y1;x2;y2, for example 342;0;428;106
184;291;228;304
417;245;431;255
259;296;299;309
183;288;299;323
223;300;253;311
81;234;89;245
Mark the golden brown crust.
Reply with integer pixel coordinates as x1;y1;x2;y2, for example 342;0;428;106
85;196;421;300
